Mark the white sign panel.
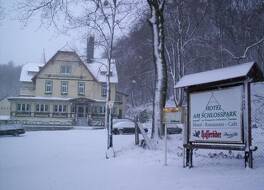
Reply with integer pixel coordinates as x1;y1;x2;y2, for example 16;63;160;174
190;86;243;143
163;112;181;123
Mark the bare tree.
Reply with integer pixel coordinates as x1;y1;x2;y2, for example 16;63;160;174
164;0;209;107
17;0;137;157
114;0;264;109
147;0;167;142
223;37;264;61
113;15;155;107
212;0;264;65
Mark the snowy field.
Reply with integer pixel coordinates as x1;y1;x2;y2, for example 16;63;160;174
1;129;264;190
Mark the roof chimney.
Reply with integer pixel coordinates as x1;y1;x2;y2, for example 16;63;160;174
87;36;94;63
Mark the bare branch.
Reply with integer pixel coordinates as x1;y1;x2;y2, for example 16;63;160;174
223;36;264;60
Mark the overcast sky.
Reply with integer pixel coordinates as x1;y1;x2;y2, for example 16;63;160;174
0;0;143;66
0;1;101;66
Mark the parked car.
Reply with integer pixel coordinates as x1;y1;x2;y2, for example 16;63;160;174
0;124;25;136
166;123;183;134
112;119;148;135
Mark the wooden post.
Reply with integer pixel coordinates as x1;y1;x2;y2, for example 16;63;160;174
183;121;188;168
190;146;193;168
185;148;189;167
134;116;139;145
243;80;253;168
186;90;191;168
183;145;186;168
247;81;253;168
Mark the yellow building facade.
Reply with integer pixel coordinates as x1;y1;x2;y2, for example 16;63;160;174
8;48;127;126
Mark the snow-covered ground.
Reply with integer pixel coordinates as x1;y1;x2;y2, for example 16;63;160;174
1;128;264;190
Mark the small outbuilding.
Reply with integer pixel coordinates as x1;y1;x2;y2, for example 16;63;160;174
175;62;263;168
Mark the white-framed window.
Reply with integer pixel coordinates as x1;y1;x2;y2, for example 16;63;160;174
60;65;71;75
16;103;31;112
54;105;67;113
101;83;107;97
61;81;68;95
45;80;53;94
78;82;85;95
35;104;49;112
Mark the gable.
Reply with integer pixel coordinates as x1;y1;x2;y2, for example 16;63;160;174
34;51;96;81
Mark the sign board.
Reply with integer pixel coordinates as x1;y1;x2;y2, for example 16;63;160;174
163;107;181;124
190;85;243;143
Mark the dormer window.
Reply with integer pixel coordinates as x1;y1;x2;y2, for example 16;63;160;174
60;65;71;75
100;70;112;76
100;71;107;75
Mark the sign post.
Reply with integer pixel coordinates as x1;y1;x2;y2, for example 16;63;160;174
174;62;264;169
163;107;181;166
164;122;167;166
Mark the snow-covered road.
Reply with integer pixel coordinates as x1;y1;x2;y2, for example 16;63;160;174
0;129;263;190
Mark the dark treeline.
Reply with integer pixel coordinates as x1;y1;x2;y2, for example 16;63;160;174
0;61;21;100
114;0;264;106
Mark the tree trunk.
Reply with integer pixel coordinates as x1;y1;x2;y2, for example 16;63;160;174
148;0;167;142
105;0;117;151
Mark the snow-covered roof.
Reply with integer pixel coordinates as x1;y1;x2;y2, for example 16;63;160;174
175;62;255;88
20;55;118;84
20;63;44;82
86;59;118;83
